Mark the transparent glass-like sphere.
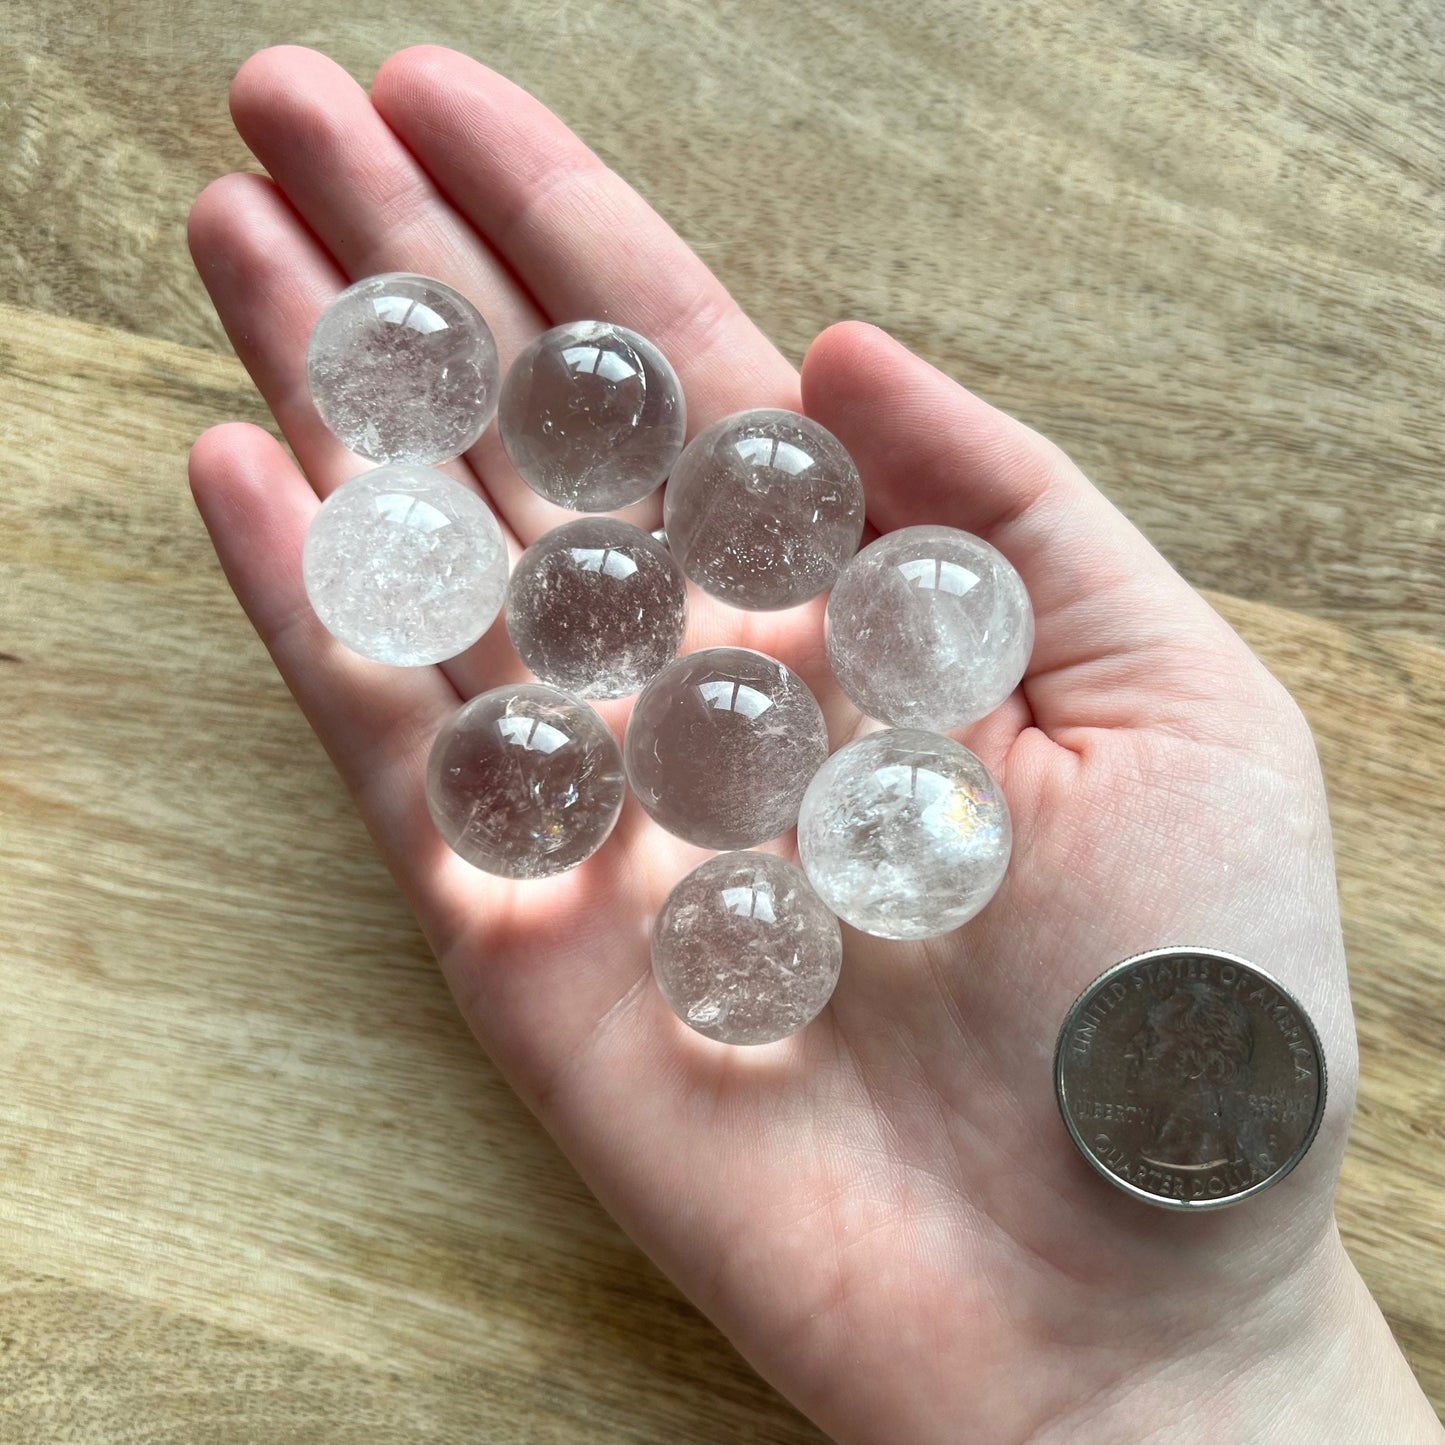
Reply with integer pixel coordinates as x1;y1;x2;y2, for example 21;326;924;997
426;684;625;879
303;465;508;666
663;409;865;610
498;320;686;511
652;852;842;1045
307;273;500;465
624;647;829;849
798;729;1011;940
506;519;687;700
826;525;1034;730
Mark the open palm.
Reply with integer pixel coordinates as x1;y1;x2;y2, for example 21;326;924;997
190;46;1372;1443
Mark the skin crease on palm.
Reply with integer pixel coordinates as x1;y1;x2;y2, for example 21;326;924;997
187;45;1443;1445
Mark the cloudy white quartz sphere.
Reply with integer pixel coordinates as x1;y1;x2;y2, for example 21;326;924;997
826;525;1034;731
652;852;842;1045
798;729;1012;940
302;465;508;666
499;320;686;511
307;272;500;465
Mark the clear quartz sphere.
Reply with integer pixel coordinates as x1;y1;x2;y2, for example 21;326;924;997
498;320;686;511
426;683;625;878
663;409;865;610
826;525;1034;730
652;852;842;1045
306;273;500;465
624;647;829;849
506;518;687;700
798;729;1011;940
303;465;508;666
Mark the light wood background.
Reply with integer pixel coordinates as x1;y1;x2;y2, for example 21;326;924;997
2;0;1442;1438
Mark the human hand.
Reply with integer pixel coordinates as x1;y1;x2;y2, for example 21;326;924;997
188;45;1442;1443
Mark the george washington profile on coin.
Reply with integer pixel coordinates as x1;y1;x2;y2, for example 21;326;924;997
1122;982;1272;1174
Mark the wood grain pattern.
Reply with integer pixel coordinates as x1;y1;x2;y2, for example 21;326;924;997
1;0;1442;1436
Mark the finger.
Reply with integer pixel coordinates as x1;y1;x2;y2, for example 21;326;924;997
370;46;801;425
801;322;1272;739
228;47;591;544
188;171;357;490
188;422;487;947
229;47;534;329
188;172;529;702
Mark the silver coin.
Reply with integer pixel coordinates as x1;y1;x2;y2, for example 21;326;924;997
1054;948;1327;1211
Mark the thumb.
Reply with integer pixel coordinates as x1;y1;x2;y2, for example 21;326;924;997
801;321;1285;743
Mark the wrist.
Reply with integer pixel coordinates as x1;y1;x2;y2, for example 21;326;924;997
1035;1226;1441;1445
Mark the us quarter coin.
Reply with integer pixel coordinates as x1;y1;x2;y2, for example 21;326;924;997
1054;948;1328;1210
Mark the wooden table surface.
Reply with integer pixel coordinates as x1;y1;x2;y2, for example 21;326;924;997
2;0;1442;1438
